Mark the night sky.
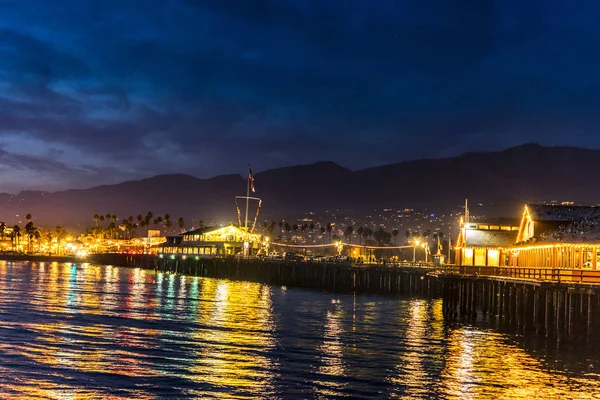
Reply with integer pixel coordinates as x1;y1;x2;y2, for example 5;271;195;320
1;0;599;193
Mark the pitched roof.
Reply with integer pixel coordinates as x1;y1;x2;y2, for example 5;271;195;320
526;204;600;222
468;217;521;226
182;226;217;235
465;229;518;247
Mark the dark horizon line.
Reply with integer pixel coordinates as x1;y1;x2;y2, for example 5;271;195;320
4;141;596;196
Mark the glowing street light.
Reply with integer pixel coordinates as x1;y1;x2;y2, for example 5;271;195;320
413;239;420;264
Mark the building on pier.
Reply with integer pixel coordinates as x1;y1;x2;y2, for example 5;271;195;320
510;204;600;270
516;203;600;243
455;219;520;267
157;225;263;257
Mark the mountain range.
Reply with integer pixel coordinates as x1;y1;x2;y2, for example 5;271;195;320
2;143;600;230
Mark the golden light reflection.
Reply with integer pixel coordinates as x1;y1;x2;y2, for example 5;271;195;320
439;328;599;399
0;261;597;398
314;300;347;398
186;279;278;398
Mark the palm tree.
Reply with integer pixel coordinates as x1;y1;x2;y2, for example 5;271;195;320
267;222;276;237
177;217;185;232
301;224;307;243
129;223;137;240
384;231;392;245
345;226;354;244
405;230;411;242
292;224;299;243
107;222;115;239
356;227;364;246
164;218;172;233
320;226;326;244
374;228;386;246
25;221;37;253
55;226;64;254
284;222;291;242
361;227;369;244
26;213;32;223
10;225;20;252
0;222;5;252
93;214;99;227
326;223;333;243
392;229;399;245
145;212;153;226
45;232;53;255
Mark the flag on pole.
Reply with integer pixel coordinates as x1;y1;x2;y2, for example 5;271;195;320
249;167;255;192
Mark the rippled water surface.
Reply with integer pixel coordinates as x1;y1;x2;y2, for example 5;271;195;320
0;261;599;398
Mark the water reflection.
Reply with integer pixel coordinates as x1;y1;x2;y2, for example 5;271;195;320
0;261;596;398
187;280;277;398
314;300;346;397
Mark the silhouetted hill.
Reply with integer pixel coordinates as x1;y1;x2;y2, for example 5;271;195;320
2;143;600;230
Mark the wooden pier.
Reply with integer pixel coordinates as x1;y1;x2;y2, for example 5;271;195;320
439;265;600;341
88;253;441;295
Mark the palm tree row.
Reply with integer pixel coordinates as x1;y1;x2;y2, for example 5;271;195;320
91;213;185;239
0;214;71;254
261;220;417;247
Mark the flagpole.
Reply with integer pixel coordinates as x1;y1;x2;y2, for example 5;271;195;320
244;164;251;256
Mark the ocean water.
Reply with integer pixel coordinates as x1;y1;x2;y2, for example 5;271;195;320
0;261;598;399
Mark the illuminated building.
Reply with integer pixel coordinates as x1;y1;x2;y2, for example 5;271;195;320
516;203;600;243
158;225;262;256
454;220;519;267
510;204;600;270
455;203;600;273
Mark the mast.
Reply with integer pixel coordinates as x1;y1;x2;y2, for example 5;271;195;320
244;165;251;254
463;198;469;256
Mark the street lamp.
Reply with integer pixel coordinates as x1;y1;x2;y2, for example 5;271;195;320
413;240;420;263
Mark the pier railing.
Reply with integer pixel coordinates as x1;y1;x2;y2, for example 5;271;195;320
437;265;600;284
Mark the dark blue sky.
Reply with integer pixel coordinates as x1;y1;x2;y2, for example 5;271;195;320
1;0;599;192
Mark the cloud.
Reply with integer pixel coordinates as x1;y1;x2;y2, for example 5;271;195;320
0;0;600;192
